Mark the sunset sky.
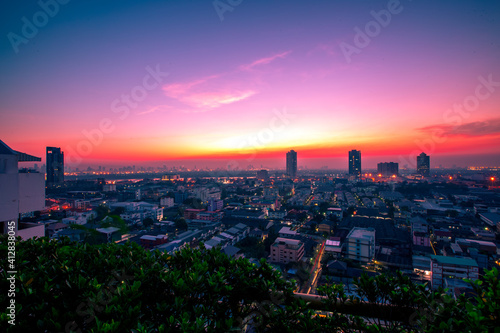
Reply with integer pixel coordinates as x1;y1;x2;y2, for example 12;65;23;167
1;0;499;169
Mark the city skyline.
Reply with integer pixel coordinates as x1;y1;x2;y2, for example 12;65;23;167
3;141;499;172
1;1;500;169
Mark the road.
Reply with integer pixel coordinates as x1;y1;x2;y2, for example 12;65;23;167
302;240;325;294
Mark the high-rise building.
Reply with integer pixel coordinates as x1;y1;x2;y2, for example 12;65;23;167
417;152;430;176
46;147;64;186
286;150;297;178
377;162;399;177
348;150;361;176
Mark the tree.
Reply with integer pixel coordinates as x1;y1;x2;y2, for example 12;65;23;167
98;214;128;236
0;236;298;332
183;198;203;209
94;204;110;220
1;236;498;332
318;202;330;214
111;206;125;215
344;206;355;218
143;217;154;228
175;218;188;231
312;214;325;223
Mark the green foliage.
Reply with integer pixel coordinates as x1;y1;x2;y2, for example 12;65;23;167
1;236;499;333
105;215;129;234
0;237;295;332
417;267;500;333
317;269;500;333
236;237;266;259
95;204;111;220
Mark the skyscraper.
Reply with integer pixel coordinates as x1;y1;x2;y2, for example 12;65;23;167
286;150;297;178
46;147;64;186
348;150;361;176
417;152;430;176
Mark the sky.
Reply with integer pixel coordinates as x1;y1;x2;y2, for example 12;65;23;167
1;0;499;170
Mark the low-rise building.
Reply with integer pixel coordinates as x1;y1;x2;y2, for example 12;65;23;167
160;197;174;208
270;237;305;264
326;207;343;220
346;227;375;262
140;234;169;249
430;255;478;289
268;209;287;219
278;226;298;238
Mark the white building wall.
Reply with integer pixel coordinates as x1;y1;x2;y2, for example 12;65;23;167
17;223;45;240
18;173;45;213
0;173;19;224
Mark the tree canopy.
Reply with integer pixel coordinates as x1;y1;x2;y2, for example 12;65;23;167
1;236;498;332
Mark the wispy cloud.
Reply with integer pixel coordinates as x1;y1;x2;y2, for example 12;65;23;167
162;74;221;99
137;105;173;115
239;50;292;71
184;90;257;109
418;118;500;137
162;51;291;112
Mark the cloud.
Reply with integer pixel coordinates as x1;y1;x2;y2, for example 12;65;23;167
184;90;257;109
418;118;500;137
161;51;290;111
239;50;292;71
162;74;221;99
137;105;173;115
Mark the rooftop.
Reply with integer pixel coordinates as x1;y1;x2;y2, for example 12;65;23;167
273;237;302;249
0;140;41;161
347;227;375;240
431;255;478;267
96;227;120;234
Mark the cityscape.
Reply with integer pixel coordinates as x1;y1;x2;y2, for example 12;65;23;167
1;0;500;332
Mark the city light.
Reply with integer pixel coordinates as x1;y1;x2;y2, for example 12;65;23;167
2;2;500;330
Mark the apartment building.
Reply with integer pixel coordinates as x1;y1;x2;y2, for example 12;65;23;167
346;227;376;262
270;237;305;264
